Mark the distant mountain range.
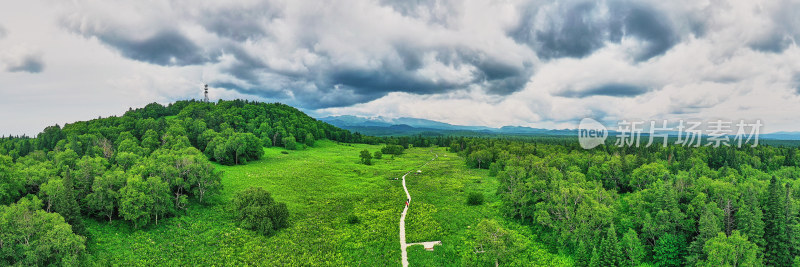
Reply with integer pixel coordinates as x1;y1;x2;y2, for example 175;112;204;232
319;115;800;141
764;131;800;140
319;115;580;137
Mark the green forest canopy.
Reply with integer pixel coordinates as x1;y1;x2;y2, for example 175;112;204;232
1;99;800;266
451;136;800;266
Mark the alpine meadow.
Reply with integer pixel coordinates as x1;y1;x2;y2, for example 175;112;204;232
3;0;800;266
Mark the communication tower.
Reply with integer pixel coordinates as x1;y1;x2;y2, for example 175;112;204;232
203;84;209;102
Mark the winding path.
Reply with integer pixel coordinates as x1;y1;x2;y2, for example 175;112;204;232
400;154;439;267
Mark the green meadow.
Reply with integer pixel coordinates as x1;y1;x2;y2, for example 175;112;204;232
83;140;567;266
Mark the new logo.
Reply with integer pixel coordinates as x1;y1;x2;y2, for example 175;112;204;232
578;118;607;149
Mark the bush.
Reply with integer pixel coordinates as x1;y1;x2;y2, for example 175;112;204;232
282;136;297;150
373;151;382;159
488;162;503;177
360;149;372;165
347;214;361;224
231;187;289;236
466;192;484;206
381;145;404;155
281;151;289;154
304;133;315;147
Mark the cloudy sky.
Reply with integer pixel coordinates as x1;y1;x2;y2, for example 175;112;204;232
1;0;800;136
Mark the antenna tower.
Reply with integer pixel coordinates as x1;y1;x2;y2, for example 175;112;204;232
203;84;209;102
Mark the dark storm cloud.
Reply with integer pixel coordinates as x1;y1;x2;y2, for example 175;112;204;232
198;3;282;42
749;1;800;53
469;56;532;95
513;0;678;61
558;83;650;98
394;44;424;71
621;5;677;61
794;74;800;94
749;32;793;53
6;53;45;73
220;46;269;85
516;2;607;59
58;1;535;108
93;29;217;66
61;0;702;109
215;41;531;108
326;65;454;96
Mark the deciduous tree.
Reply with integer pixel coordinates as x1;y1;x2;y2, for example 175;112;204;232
701;231;760;267
231;187;289;236
360;149;372;165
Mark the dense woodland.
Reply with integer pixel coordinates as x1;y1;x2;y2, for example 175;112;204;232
2;100;800;266
452;137;800;266
0;100;368;265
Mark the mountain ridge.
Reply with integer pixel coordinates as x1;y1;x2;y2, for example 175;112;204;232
319;115;800;140
318;115;575;137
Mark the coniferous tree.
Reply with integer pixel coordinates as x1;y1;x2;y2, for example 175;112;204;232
574;239;592;267
621;228;645;267
764;176;791;266
785;184;799;260
589;246;601;267
736;187;766;255
687;203;722;265
597;224;622;266
654;233;685;267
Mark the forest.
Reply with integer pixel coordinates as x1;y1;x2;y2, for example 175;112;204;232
0;100;363;265
1;99;799;266
452;137;800;266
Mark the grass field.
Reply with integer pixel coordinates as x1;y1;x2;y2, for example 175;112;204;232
82;140;568;266
404;151;570;266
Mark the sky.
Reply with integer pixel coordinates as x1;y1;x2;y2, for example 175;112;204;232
1;0;800;136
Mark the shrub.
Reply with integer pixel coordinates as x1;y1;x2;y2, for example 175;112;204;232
360;149;372;165
373;151;382;159
282;136;297;150
281;151;289;154
488;162;503;177
304;133;315;147
467;192;484;206
381;145;404;155
347;214;361;224
231;187;289;236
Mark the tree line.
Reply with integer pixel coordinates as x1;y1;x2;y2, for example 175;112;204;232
455;137;800;266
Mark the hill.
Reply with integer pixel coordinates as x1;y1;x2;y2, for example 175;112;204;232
0;100;364;265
